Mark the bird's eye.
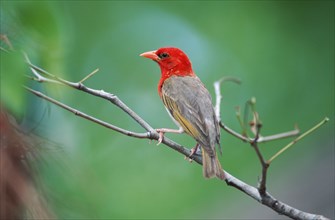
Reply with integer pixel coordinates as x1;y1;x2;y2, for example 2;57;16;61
159;52;169;59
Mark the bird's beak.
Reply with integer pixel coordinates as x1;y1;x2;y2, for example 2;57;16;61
140;50;159;61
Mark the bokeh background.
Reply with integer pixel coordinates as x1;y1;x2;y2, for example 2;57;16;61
1;1;334;219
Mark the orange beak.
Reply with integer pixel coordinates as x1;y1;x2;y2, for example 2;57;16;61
140;50;159;61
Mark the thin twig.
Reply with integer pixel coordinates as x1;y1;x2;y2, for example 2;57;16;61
23;52;60;84
213;76;241;121
25;87;150;139
267;117;329;163
214;78;299;144
78;68;99;84
25;58;80;88
219;122;250;142
0;46;9;53
25;57;154;132
257;128;300;143
246;97;269;195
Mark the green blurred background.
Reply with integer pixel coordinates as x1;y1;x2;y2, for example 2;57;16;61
1;1;334;219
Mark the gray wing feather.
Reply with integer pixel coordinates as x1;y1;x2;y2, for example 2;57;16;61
161;76;221;156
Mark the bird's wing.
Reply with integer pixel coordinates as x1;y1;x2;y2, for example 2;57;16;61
161;76;220;156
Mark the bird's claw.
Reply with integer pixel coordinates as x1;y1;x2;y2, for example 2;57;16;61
189;147;197;157
156;129;164;145
184;156;193;163
184;144;200;162
185;148;196;163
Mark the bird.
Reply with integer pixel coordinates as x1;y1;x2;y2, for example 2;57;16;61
140;47;225;180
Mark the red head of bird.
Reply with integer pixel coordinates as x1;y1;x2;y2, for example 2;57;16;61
140;47;195;96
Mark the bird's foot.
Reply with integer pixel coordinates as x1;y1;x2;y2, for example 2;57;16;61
184;156;193;163
155;127;184;145
184;143;200;163
156;129;165;145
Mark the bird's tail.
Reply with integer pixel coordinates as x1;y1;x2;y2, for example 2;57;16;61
202;148;225;180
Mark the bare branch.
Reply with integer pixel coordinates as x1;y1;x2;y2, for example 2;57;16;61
27;62;81;87
25;57;154;133
214;79;299;144
0;46;9;53
219;121;250;142
225;173;328;219
246;99;268;195
78;68;99;84
23;52;61;84
212;75;329;219
267;117;329;164
213;76;241;121
24;87;150;139
24;57;330;220
257;127;300;143
251;138;269;196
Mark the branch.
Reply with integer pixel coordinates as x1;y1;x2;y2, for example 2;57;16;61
247;100;268;195
219;121;250;142
24;87;149;139
213;77;329;219
78;68;99;84
25;58;154;133
213;76;241;121
225;174;328;220
25;57;329;220
215;92;300;144
267;117;329;163
257;127;300;143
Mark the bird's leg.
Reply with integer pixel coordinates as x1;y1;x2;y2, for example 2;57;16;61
189;143;200;157
156;127;184;145
185;143;200;162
